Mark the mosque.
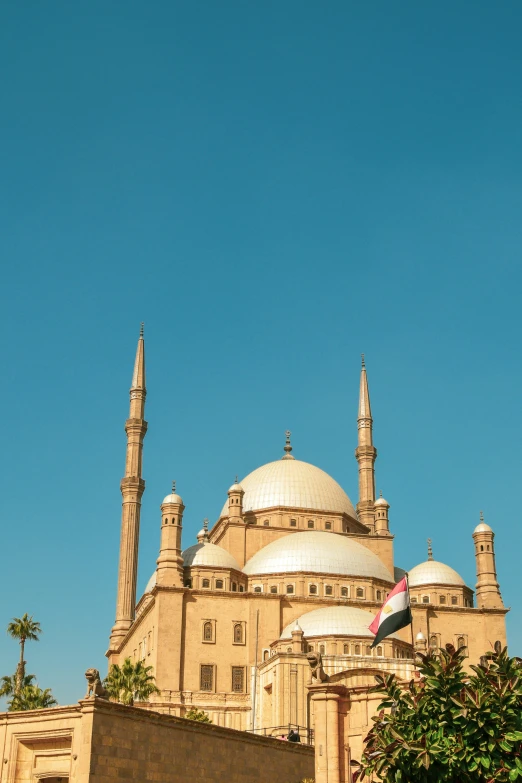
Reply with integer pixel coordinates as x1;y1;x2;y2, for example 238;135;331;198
106;327;507;758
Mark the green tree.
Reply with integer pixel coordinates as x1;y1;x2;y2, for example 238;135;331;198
104;658;160;706
354;643;522;782
0;672;36;700
7;614;42;695
184;707;212;723
9;684;56;711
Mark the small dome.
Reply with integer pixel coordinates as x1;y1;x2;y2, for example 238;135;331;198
416;632;425;641
228;482;244;494
374;496;389;507
474;522;493;534
243;531;393;581
220;458;357;518
408;559;466;587
280;606;401;640
144;572;157;593
182;542;241;571
162;493;183;505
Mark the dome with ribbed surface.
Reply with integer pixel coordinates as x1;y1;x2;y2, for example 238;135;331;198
220;458;356;518
408;559;466;587
183;542;241;570
243;531;393;581
280;605;401;640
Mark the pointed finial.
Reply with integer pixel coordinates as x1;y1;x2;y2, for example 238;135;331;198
427;538;433;561
235;475;238;484
480;510;484;523
172;480;176;493
284;430;292;453
203;517;208;532
140;322;144;337
361;353;365;368
379;489;383;498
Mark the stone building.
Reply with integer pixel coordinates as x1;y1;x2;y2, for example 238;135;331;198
107;329;507;760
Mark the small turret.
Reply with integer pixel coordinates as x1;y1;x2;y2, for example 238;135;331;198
374;491;390;535
415;632;427;654
228;477;244;519
197;518;210;543
156;482;185;587
291;620;305;654
473;512;503;609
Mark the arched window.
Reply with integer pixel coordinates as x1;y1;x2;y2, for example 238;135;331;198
356;587;364;598
457;636;466;649
231;582;237;592
439;595;446;604
308;645;314;652
286;584;294;594
429;635;438;649
366;645;372;656
354;644;361;655
287;647;292;653
343;644;349;654
325;521;332;530
239;585;244;592
487;545;490;551
422;595;430;604
254;586;262;593
376;590;382;601
203;622;212;641
325;585;333;596
377;646;383;656
202;579;210;588
341;587;348;597
308;519;314;528
480;545;484;551
234;624;243;644
263;520;269;526
215;579;224;589
319;644;325;654
270;585;278;593
411;596;418;603
309;584;318;595
290;519;297;527
263;649;269;661
451;596;458;605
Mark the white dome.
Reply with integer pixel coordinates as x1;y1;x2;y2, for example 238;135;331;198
162;493;183;505
220;458;357;518
243;531;393;581
408;559;466;587
280;605;401;640
474;522;493;534
183;542;241;571
144;572;157;593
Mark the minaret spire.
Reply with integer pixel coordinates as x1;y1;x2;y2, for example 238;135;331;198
109;325;148;650
355;354;377;532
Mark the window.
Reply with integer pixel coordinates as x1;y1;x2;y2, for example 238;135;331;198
356;587;364;598
308;645;314;652
325;521;332;530
286;584;294;594
254;586;262;593
422;595;430;604
232;582;237;592
239;585;244;592
185;579;192;588
287;646;292;653
439;595;446;604
233;624;243;644
457;636;466;649
376;590;382;601
319;644;325;654
354;644;361;655
200;665;214;691
203;622;213;642
411;596;418;603
270;585;278;594
202;579;210;588
451;596;458;605
429;635;438;649
307;520;314;529
232;666;244;693
325;585;333;596
263;520;269;526
343;644;349;654
366;645;372;656
480;545;484;551
309;584;318;595
263;649;269;661
377;646;383;656
215;579;224;589
341;587;348;598
290;519;297;527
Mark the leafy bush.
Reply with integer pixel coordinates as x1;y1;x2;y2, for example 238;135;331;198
184;707;212;723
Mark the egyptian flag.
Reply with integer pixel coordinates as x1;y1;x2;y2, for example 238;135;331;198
369;576;412;647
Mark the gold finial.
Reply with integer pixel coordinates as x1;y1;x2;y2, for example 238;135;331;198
172;480;176;493
480;510;484;523
284;430;292;453
427;538;433;561
361;353;365;367
203;517;208;532
140;322;144;337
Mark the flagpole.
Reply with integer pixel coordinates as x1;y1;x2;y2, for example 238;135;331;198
405;573;415;657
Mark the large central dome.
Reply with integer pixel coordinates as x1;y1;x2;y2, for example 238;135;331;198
220;458;357;518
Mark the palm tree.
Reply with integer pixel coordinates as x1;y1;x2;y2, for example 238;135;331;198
9;684;56;711
0;672;36;700
104;658;160;706
7;614;42;694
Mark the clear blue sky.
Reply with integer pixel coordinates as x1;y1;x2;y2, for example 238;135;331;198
1;1;521;706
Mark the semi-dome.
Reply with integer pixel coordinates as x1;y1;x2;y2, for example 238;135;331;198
220;458;357;518
243;531;393;581
280;605;401;640
408;559;466;587
183;542;241;571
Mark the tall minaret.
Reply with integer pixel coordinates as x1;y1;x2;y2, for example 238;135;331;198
473;512;503;609
355;355;377;532
109;325;148;649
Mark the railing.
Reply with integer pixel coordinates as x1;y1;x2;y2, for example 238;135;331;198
246;724;314;745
